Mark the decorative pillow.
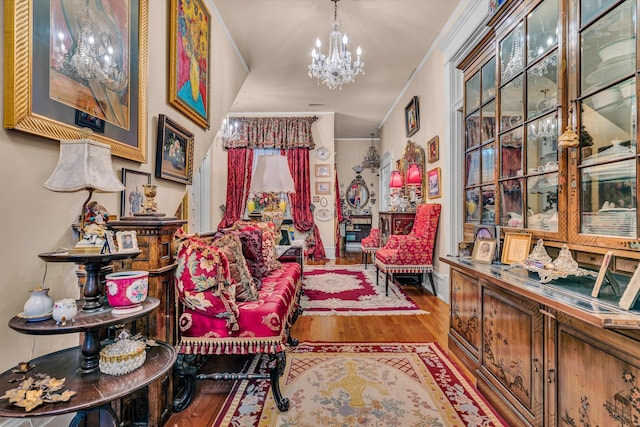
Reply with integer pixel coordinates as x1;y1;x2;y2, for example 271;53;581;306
234;221;281;273
174;230;239;331
211;234;258;301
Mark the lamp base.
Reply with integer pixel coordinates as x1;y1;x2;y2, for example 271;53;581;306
261;210;284;229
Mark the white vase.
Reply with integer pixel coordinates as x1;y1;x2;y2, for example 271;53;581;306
23;288;54;317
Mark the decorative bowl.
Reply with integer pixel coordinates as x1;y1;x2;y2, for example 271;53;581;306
598;37;634;62
105;271;148;314
99;338;146;376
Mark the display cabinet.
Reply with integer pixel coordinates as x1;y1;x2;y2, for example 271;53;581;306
459;0;639;262
378;211;415;246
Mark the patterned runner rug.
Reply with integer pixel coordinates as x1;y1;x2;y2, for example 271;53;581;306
300;265;427;316
213;342;507;426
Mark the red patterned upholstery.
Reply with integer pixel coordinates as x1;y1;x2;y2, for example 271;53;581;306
360;228;380;268
375;204;441;296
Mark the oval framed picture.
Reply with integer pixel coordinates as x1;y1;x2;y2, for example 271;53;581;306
316;146;330;161
315;208;332;221
320;197;328;207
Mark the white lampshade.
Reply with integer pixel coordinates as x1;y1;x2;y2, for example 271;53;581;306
249;155;296;194
44;139;125;193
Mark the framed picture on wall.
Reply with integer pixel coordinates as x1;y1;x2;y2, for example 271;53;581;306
169;0;211;129
155;114;195;185
427;167;441;198
4;0;149;162
428;135;439;163
316;182;331;195
405;96;420;137
315;164;331;177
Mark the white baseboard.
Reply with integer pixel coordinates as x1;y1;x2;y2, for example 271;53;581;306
0;414;74;426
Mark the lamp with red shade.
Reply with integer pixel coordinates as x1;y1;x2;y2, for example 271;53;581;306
406;163;423;205
389;170;403;211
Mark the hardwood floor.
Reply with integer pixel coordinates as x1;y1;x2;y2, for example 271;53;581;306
166;251;469;426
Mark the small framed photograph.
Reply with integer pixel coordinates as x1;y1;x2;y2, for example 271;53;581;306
312;196;320;203
156;114;195;185
315;164;331;177
74;110;105;133
427;135;439;163
458;241;474;258
405;95;420;137
427;167;441;198
121;169;151;218
116;231;139;253
592;251;614;297
474;225;495;240
619;263;640;310
472;240;496;264
316;181;331;195
501;233;532;264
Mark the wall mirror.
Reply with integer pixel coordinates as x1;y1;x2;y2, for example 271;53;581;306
346;175;369;210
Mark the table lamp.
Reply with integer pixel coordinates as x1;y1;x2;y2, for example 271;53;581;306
406;163;422;207
44;138;125;253
249;155;296;228
389;170;403;211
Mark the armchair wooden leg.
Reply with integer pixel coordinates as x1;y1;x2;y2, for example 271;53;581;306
385;272;390;296
427;271;437;297
376;266;380;287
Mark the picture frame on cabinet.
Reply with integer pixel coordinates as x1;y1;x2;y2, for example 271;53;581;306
116;231;139;253
427;135;439;163
619;263;640;310
458;241;474;258
4;0;149;162
169;0;211;129
472;240;496;264
155;114;194;185
405;96;420;137
591;251;614;297
427;167;441;198
501;233;532;264
120;169;152;217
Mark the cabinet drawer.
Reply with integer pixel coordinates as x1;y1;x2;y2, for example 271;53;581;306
615;257;639;274
576;251;603;267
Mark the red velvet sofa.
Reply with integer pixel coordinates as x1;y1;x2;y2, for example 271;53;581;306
172;221;303;412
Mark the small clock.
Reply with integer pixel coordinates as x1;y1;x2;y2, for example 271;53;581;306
316;146;330;161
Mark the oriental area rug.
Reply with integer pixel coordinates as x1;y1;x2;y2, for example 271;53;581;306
300;265;427;316
213;342;507;427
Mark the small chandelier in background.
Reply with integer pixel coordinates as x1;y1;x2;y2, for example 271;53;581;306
361;133;380;172
308;0;364;90
220;116;240;143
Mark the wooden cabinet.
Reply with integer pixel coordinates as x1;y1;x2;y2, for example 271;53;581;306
108;217;185;427
345;214;372;243
443;256;640;426
459;0;639;262
378;211;415;246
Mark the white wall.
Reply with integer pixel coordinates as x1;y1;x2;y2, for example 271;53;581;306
0;1;246;423
378;0;491;302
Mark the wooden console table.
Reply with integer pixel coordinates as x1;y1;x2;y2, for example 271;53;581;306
378;211;415;246
441;256;640;426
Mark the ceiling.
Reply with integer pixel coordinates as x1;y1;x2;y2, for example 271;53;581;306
212;0;463;139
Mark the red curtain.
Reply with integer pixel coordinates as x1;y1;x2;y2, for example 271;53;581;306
218;148;254;229
285;148;327;260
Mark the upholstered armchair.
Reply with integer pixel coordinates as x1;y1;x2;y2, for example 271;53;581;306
360;228;380;268
375;203;441;296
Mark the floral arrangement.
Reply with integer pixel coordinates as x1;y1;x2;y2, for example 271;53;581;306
164;135;185;169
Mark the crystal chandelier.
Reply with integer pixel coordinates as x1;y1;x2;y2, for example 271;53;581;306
361;133;380;171
220;116;240;143
308;0;364;90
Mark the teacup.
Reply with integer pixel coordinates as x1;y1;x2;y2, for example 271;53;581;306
52;298;77;326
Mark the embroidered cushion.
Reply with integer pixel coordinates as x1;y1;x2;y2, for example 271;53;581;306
174;229;239;332
234;221;281;273
211;234;258;301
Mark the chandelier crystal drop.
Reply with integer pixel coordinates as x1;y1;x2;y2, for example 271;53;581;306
308;0;364;90
361;133;380;171
220;117;240;143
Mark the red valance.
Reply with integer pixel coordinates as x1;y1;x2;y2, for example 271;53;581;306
222;116;318;149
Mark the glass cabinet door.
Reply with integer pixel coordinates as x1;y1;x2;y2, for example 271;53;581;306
576;0;638;241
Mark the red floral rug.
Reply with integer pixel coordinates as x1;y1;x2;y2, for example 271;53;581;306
213;342;507;426
300;265;426;316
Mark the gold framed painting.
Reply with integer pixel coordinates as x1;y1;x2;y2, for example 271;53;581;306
169;0;211;129
155;114;194;185
501;233;532;264
4;0;148;162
